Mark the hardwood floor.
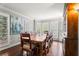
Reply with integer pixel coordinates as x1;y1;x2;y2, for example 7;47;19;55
47;41;63;56
0;45;21;56
0;41;63;56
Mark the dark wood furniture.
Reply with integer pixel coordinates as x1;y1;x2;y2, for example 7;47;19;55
20;33;53;56
65;3;78;56
20;33;46;56
42;35;50;55
20;33;34;56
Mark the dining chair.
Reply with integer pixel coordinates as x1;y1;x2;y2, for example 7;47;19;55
43;33;53;55
47;33;53;48
42;35;50;55
20;33;35;56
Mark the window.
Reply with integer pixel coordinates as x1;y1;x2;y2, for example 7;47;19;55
36;21;49;34
0;12;10;47
41;22;49;33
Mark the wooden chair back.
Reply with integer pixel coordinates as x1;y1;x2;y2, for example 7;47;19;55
20;33;32;49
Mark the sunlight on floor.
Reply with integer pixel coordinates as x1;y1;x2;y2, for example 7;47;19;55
47;41;63;56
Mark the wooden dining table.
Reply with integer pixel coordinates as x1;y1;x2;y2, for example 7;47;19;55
22;34;47;55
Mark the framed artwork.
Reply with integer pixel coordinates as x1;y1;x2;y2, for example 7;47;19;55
0;12;10;47
10;15;23;35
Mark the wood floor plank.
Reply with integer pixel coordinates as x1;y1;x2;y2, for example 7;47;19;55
0;41;63;56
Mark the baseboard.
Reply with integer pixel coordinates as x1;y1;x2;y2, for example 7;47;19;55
0;42;20;51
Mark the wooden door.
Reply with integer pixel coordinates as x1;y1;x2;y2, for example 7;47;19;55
65;9;78;56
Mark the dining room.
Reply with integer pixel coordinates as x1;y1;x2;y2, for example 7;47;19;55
0;3;66;56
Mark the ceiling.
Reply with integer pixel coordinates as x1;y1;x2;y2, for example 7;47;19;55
0;3;64;20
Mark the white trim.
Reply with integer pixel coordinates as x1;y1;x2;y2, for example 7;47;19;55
0;42;20;51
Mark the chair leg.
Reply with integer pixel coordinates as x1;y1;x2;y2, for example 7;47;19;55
27;52;30;56
27;52;28;56
21;49;23;56
30;51;34;56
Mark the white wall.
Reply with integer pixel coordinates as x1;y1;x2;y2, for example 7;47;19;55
0;5;33;51
0;4;64;51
